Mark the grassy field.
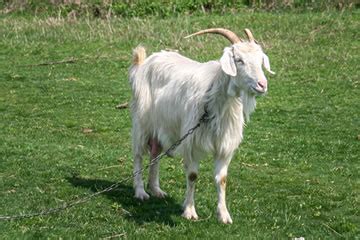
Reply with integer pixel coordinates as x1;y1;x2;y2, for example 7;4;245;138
0;10;359;239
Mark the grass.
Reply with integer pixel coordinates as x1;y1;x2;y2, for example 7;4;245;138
0;10;359;239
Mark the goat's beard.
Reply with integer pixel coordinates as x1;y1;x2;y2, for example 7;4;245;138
240;90;256;122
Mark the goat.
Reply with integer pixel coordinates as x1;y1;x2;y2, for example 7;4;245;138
128;28;274;224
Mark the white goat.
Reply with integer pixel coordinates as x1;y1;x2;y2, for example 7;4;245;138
128;28;274;224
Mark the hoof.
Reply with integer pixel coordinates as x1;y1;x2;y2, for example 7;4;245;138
182;206;198;220
149;187;168;198
134;188;150;201
217;208;233;224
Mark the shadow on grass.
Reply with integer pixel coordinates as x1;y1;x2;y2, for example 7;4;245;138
67;176;182;226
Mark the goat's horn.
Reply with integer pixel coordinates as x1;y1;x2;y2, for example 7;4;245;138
185;28;242;44
244;28;255;42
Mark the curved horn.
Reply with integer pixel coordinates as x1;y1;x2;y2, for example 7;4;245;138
244;28;255;42
185;28;242;44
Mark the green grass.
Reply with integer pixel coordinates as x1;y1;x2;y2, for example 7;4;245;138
0;10;359;239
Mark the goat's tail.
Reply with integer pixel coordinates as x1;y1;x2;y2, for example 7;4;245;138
129;45;151;119
132;45;146;65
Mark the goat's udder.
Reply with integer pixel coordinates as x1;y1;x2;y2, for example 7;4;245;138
148;138;162;157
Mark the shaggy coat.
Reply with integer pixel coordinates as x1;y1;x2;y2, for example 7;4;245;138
128;31;274;223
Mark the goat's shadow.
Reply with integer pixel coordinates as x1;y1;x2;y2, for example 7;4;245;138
67;176;182;226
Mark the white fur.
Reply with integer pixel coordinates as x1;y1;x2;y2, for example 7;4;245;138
129;41;273;223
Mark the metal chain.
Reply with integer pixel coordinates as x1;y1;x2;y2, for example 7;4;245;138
0;111;213;221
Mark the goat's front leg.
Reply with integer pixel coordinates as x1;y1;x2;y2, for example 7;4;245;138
182;160;199;220
215;158;233;224
148;138;167;198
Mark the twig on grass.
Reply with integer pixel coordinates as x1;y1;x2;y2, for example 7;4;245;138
121;208;132;217
20;58;77;67
321;222;343;238
19;55;128;67
97;165;121;171
241;162;269;168
115;102;129;109
241;162;258;168
101;232;126;239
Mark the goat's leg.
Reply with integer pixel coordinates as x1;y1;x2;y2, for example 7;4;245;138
148;138;167;198
133;152;150;200
132;125;149;200
182;160;199;220
214;158;233;224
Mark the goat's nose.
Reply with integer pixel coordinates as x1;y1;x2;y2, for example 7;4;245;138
257;79;267;90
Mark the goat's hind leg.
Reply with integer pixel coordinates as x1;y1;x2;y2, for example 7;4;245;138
133;154;149;200
148;138;167;198
132;128;150;200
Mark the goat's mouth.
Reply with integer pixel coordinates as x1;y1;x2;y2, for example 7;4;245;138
250;81;267;95
251;86;267;95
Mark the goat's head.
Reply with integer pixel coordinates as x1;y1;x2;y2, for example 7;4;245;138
185;28;275;97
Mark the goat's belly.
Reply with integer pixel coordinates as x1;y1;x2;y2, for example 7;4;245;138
153;124;214;159
155;126;180;150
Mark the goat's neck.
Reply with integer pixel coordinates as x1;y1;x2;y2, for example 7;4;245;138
205;71;256;123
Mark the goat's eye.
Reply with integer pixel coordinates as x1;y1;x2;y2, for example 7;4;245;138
235;58;244;64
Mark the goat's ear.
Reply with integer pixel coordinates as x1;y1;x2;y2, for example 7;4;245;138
263;53;275;75
220;47;237;77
